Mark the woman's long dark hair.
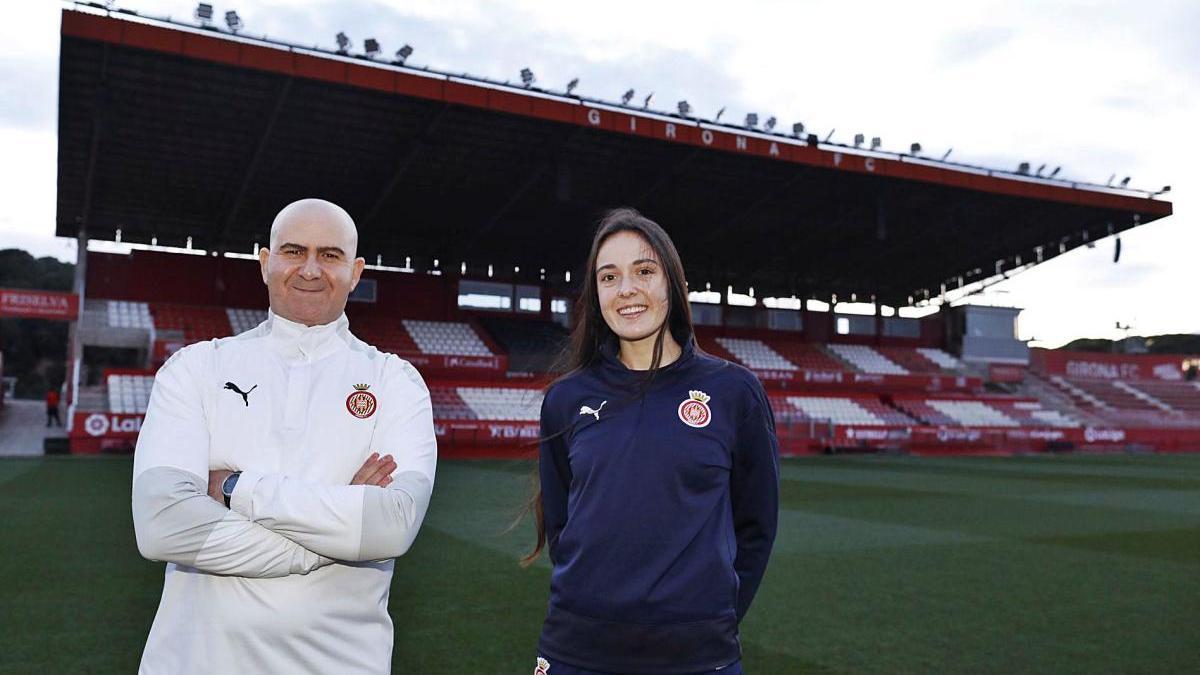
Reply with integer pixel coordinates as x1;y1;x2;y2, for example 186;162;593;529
520;207;695;566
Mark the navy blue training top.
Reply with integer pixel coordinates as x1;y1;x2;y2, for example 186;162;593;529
538;337;780;674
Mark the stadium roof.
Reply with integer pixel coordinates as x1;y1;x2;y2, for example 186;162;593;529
57;5;1172;305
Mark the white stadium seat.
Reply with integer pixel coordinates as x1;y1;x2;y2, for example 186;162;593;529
716;338;797;371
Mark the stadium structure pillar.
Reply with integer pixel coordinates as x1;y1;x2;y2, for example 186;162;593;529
64;228;88;433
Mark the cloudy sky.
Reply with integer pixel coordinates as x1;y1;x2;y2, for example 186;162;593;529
0;0;1195;346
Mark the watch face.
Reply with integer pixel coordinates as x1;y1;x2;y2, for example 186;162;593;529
222;473;240;497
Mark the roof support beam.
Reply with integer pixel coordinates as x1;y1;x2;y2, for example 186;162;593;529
633;148;701;207
362;103;450;229
213;76;292;251
79;44;111;231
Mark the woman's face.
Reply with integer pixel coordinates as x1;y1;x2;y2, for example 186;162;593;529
595;230;671;343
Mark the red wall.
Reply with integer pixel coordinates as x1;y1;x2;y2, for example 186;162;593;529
1030;348;1186;381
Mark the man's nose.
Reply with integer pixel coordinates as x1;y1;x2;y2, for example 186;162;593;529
299;254;322;278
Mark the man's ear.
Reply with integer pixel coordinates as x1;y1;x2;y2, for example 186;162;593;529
350;257;366;290
258;245;271;284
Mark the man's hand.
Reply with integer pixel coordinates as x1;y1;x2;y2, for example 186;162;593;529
351;453;395;488
208;469;234;504
206;454;393;505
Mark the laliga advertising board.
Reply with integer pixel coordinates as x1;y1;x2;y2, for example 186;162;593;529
71;412;144;439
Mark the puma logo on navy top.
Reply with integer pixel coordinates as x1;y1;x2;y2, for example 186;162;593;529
578;400;607;421
223;382;257;406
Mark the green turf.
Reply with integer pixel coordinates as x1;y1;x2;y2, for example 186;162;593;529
0;454;1197;673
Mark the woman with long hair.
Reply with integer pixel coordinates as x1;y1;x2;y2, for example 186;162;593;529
526;208;779;675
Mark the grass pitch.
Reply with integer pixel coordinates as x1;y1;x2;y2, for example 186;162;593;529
0;454;1197;674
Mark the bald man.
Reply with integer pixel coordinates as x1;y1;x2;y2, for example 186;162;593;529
132;199;437;674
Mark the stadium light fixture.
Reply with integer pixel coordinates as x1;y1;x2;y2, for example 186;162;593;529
566;78;579;95
909;142;922;156
1049;166;1061;178
870;136;881;150
520;68;536;88
764;116;777;132
1106;173;1116;186
791;122;805;137
823;128;836;142
744;112;758;129
1152;185;1171;196
195;3;214;25
335;32;351;54
224;10;242;33
621;89;635;105
364;38;381;58
1035;163;1046;176
642;92;654;109
1017;162;1031;175
1119;176;1131;187
715;107;726;122
853;133;865;148
677;100;691;117
394;44;414;64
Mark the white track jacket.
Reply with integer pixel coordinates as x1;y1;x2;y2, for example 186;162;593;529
131;312;437;674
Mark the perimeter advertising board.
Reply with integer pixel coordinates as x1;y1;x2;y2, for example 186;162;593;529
0;288;79;320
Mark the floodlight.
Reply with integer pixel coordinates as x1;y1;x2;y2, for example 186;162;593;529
909;142;922;155
853;133;864;147
224;10;242;32
1153;185;1171;196
1119;176;1131;187
520;68;535;87
764;116;776;131
394;44;413;64
621;89;634;105
677;100;691;117
715;107;725;121
195;3;213;24
364;38;381;58
642;92;653;108
870;136;881;150
940;148;953;161
1048;166;1061;178
1106;173;1116;186
1017;162;1031;175
744;112;758;128
335;32;351;53
566;78;579;95
1035;163;1046;176
792;122;805;136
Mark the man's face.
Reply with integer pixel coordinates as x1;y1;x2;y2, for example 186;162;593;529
259;208;365;327
595;230;671;343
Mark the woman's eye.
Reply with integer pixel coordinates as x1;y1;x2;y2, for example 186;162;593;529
600;274;614;282
638;267;654;276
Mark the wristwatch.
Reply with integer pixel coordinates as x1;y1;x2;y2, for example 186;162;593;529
221;472;242;508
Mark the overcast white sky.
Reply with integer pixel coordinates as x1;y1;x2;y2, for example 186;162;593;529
0;0;1195;347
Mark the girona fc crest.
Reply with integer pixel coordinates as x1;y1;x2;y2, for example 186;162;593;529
346;384;377;419
677;390;712;428
534;657;551;675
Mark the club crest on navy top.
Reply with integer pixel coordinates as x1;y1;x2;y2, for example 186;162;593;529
678;390;712;428
346;383;377;419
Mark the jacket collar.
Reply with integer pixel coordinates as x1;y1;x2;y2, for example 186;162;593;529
265;310;351;363
598;332;696;377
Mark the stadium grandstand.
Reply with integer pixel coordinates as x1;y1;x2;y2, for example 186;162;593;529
52;3;1195;457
